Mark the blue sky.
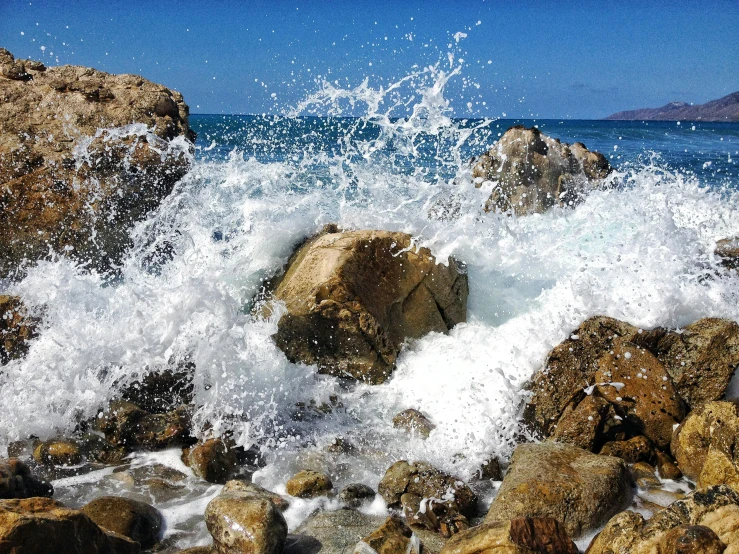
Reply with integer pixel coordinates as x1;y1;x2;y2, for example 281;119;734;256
1;0;738;118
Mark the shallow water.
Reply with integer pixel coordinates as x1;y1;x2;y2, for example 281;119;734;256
2;64;739;549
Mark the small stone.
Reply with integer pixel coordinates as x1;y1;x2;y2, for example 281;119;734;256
339;484;376;508
81;495;163;549
599;435;656;464
354;516;417;554
630;462;662;490
182;438;237;484
286;470;333;498
326;437;356;454
32;439;83;466
656;451;683;481
659;524;726;554
392;409;436;439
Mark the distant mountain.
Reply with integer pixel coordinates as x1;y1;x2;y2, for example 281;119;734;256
606;91;739;122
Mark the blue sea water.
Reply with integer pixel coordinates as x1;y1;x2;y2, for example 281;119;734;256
3;70;739;549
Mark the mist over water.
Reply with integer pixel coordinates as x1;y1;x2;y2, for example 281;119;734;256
2;62;739;541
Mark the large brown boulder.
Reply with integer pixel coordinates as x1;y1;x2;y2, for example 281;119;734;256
471;126;611;216
586;485;739;553
0;295;37;364
0;48;193;276
80;496;163;549
440;517;578;554
671;401;739;489
485;443;630;538
0;497;139;553
270;229;468;383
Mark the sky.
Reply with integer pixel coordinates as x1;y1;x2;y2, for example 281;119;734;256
1;0;738;119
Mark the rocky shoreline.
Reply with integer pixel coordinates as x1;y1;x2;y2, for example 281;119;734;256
3;50;739;554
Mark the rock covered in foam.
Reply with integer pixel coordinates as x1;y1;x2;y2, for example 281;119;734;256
0;48;194;276
0;295;37;365
485;443;630;538
471;125;611;215
269;228;468;384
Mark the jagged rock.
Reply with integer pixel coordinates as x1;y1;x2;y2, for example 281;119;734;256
0;458;53;499
599;436;656;464
205;485;287;554
378;460;476;535
0;497;138;553
671;401;739;489
119;361;194;414
392;409;436;439
221;481;290;511
586;485;739;553
339;483;376;508
269;229;468;384
440;517;578;554
486;443;630;538
33;439;83;467
96;401;194;450
652;318;739;409
0;295;37;364
81;496;163;549
354;516;418;554
0;48;194;277
551;394;615;451
471;125;611;215
286;470;333;498
182;438;237;484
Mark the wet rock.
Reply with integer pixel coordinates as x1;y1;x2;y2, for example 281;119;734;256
671;400;739;489
0;295;37;364
599;435;656;464
659;524;726;553
205;485;287;554
471;125;611;216
475;457;503;481
631;462;662;490
716;237;739;270
269;229;468;384
354;516;417;554
96;401;194;451
441;517;578;554
0;48;193;277
33;439;83;466
182;438;237;484
78;433;127;465
175;548;214;554
222;480;290;511
0;458;53;499
81;496;163;549
587;485;739;553
288;511;386;554
392;409;436;439
0;497;138;553
119;362;194;414
326;436;356;455
594;339;686;449
486;443;630;538
551;394;615;451
523;316;644;438
653;318;739;409
378;460;476;536
339;483;376;508
286;470;333;498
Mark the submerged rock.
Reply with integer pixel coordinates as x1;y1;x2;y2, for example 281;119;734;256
671;400;739;489
0;295;37;364
440;517;578;554
0;497;139;553
269;229;468;384
0;458;53;499
81;496;163;549
0;48;194;277
486;443;630;538
471;125;611;216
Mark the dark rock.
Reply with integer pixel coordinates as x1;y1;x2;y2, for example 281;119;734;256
269;229;467;384
81;496;163;549
599;436;656;464
0;295;38;364
119;362;194;414
0;458;53;499
656;451;683;481
182;438;237;484
339;484;376;508
96;401;194;451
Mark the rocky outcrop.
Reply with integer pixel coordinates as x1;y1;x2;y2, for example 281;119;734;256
96;400;194;451
205;484;288;554
285;470;333;498
471;126;611;216
486;443;630;538
270;229;468;384
378;460;476;536
0;497;139;553
671;401;739;489
586;485;739;553
440;517;578;554
182;438;237;484
0;48;194;277
0;458;53;499
81;496;163;549
0;295;37;364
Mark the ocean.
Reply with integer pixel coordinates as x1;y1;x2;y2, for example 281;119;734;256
2;72;739;548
